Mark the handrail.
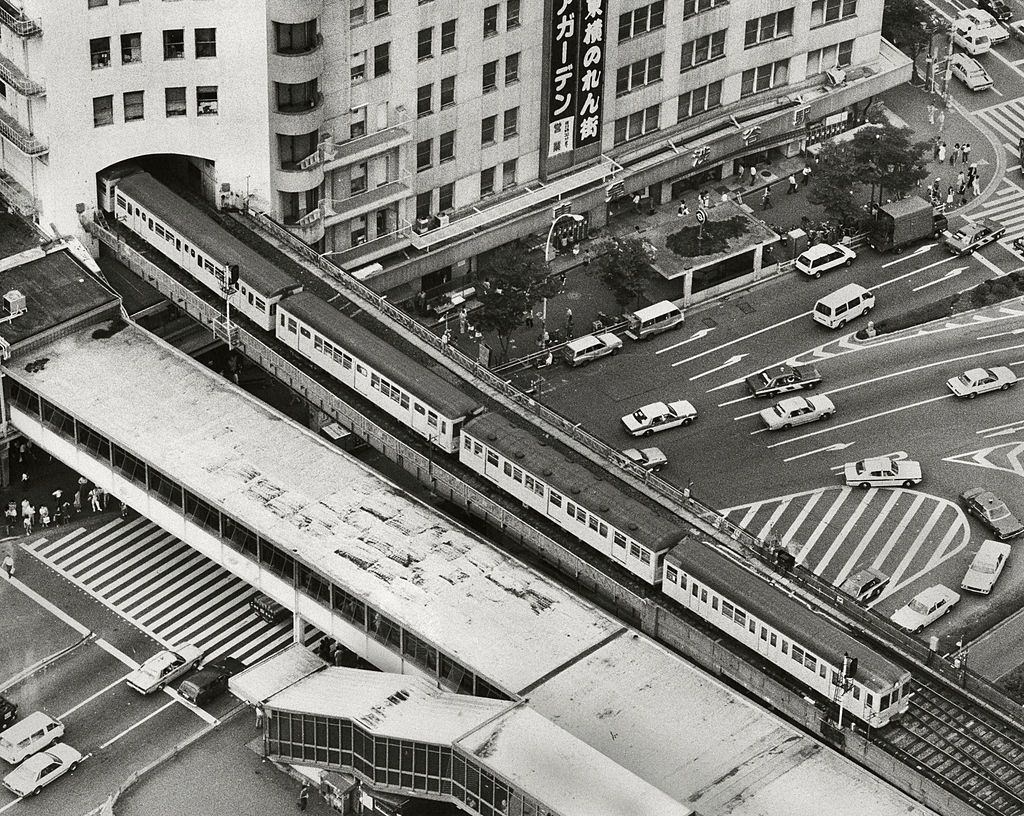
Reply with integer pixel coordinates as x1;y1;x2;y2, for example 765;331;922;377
0;6;41;37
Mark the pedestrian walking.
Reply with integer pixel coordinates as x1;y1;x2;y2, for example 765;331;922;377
565;307;574;338
255;704;264;728
631;192;642;212
4;503;16;536
39;506;50;528
927;102;936;125
951;143;961;166
458;307;468;336
959;190;969;207
946;187;954;208
972;176;981;196
22;516;31;536
736;163;744;179
120;500;129;519
52;488;63;505
932;139;940;161
801;165;811;186
787;174;798;194
962;143;971;165
761;188;773;210
2;554;13;579
937;108;946;131
298;783;312;811
78;475;88;489
98;485;108;509
73;492;82;517
937;141;946;163
89;488;101;513
956;171;965;188
20;472;28;489
749;165;758;186
677;201;689;217
700;190;711;209
27;504;35;528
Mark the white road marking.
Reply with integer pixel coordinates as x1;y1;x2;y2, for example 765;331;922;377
1;562;91;636
61;675;130;718
756;502;790;540
688;353;748;379
973;248;1010;278
669;313;810;367
886;503;948;589
871;493;928;574
882;244;935;266
737;501;766;530
782;442;857;462
780;491;825;547
833;490;904;587
718;393;755;407
976;328;1024;340
976;419;1024;434
912;267;963;291
99;699;178;750
812;492;873;576
796;490;851;563
656;327;715;354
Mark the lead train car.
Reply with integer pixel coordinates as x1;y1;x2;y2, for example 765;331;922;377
108;171;302;331
663;536;911;726
276;292;480;453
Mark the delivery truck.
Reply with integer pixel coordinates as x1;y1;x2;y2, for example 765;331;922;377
868;196;947;253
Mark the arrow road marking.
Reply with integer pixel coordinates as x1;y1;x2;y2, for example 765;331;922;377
977;419;1024;435
912;267;966;292
882;243;934;267
783;442;857;462
690;353;748;381
656;327;716;354
977;328;1024;340
828;450;908;472
982;425;1024;439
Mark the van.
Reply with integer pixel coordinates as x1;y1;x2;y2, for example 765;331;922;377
563;332;623;366
249;592;290;624
813;283;874;329
0;712;63;765
178;668;230;705
840;567;890;604
625;301;684;340
954;27;992;55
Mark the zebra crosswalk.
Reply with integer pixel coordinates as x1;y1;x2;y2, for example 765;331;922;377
723;487;970;605
26;517;304;666
976;98;1024;162
966;182;1024;247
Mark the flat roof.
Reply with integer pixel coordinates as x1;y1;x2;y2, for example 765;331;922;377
464;412;682;551
230;643;328;704
117;171;299;296
0;210;41;257
280;292;480;418
666;536;907;690
9;321;621;693
458;705;692;816
0;248;119;347
530;633;938;816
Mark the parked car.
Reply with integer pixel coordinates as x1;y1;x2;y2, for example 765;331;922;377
125;644;203;694
843;456;923;488
944;218;1004;254
745;363;822;397
949;53;994;91
794;243;856;278
952;19;992;55
946;365;1017;398
563;333;622;367
0;696;15;731
890;585;960;633
621;400;697;437
2;744;81;797
622;446;668;472
969;3;1012;28
758;395;835;430
959;8;1010;40
840;567;890;604
960;488;1024;540
961;539;1011;595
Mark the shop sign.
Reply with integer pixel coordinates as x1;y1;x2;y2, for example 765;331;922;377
547;0;607;158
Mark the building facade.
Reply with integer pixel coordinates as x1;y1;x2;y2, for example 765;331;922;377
0;0;909;298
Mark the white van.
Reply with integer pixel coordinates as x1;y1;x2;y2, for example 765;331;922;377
0;712;64;766
563;332;623;366
813;283;874;329
625;300;684;340
953;24;992;55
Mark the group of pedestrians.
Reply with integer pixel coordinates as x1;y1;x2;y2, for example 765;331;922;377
929;137;978;210
3;476;113;537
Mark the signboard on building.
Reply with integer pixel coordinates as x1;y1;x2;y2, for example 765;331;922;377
541;0;607;177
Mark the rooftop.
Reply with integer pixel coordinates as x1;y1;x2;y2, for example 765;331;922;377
7;321;621;693
0;209;41;257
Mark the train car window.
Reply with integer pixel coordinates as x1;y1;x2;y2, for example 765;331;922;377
792;645;804;664
427;413;439;429
865;692;874;709
588;516;599;532
781;639;788;655
598;522;608;537
175;239;181;250
665;565;678;584
769;633;777;647
416;404;426;415
280;313;286;326
473;442;482;456
287;318;297;333
760;626;768;641
148;218;153;230
819;665;827;679
852;686;861;700
722;600;733;617
342;354;353;369
700;589;707;603
804;654;816;672
550;491;562;507
197;254;204;266
486;451;499;467
691;583;698;597
440;420;447;434
613;531;626;548
639;550;651;565
299;327;310;338
116;194;126;209
255;297;266;310
463;435;471;450
711;596;718;610
503;462;513;477
629;543;641;559
249;293;255;305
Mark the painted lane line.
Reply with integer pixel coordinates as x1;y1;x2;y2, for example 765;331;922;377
812;491;874;577
882;243;934;267
973;249;1010;279
764;394;952;449
718;393;755;407
833;490;905;587
871;492;928;574
912;267;965;292
61;675;129;719
982;425;1024;439
2;567;91;636
689;353;747;380
796;489;851;564
976;327;1024;340
977;418;1024;435
656;327;716;354
783;442;857;462
99;699;178;750
670;312;810;367
924;513;971;572
95;637;140;669
882;516;970;601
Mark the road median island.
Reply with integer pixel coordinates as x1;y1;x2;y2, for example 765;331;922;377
854;272;1024;339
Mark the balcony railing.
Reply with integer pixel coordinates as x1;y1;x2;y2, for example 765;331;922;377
0;2;41;37
0;53;44;96
0;173;38;215
0;108;47;156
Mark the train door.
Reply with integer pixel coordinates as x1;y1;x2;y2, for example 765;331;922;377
755;624;771;657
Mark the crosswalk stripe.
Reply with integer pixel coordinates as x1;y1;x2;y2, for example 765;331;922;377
88;531;178;591
812;490;875;576
737;502;764;530
66;522;162;579
131;560;226;621
158;583;255;642
118;551;211;612
36;517;131;559
832;490;904;587
924;515;969;572
797;490;850;563
885;502;948;588
872;493;927;571
780;490;824;547
755;501;790;540
103;540;197;602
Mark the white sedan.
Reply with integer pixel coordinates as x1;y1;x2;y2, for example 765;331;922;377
125;644;203;694
950;53;994;91
843;456;922;488
2;744;81;797
621;400;696;437
758;395;834;430
946;366;1017;398
622;446;668;472
890;585;960;633
961;539;1010;595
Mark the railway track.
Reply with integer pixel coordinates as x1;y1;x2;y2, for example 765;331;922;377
878;680;1024;816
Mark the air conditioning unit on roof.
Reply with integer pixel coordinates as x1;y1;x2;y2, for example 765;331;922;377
825;68;847;87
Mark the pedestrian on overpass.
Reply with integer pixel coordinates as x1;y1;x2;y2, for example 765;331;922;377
2;554;13;579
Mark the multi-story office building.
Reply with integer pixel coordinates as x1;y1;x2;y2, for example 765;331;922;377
0;0;908;299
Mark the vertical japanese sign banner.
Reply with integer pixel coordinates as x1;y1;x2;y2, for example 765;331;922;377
548;0;606;159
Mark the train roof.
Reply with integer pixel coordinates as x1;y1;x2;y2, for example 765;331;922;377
279;291;480;419
116;171;300;297
665;536;910;692
463;412;682;551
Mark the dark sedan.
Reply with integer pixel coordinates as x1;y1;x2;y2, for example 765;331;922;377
960;488;1024;540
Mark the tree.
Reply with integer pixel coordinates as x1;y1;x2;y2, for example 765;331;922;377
807;142;863;225
588;235;658;309
473;238;557;362
881;0;933;85
850;123;931;206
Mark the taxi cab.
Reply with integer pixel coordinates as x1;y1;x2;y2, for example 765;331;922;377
944;218;1005;255
621;400;697;437
843;456;922;488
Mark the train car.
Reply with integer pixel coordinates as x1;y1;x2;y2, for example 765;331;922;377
276;292;480;453
662;536;911;727
108;171;302;331
460;412;681;584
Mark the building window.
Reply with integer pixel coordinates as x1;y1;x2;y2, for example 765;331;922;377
741;59;789;97
350;0;365;26
121;32;142;65
373;0;389;18
276;80;317;112
440;75;456;108
502;158;517;189
279;130;320;170
680;30;726;72
418;27;433;61
351;214;368;246
351;51;366;82
90;37;111;70
613;104;659;145
441;18;457;52
197;86;218;115
416;138;433;170
351;162;368;195
0;82;6;99
616;53;663;96
88;0;107;7
93;95;114;127
439;130;455;162
165;87;186;117
677;80;722;122
163;29;185;60
484;5;499;37
481;114;496;145
807;40;854;75
507;0;521;28
275;21;318;54
417;83;433;117
195;27;217;58
373;42;390;77
123;90;144;122
811;0;857;26
744;9;794;49
483;60;498;92
618;1;665;42
683;0;719;19
480;167;495;197
503;107;519;139
439;182;454;212
505;51;520;84
416;191;432;219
